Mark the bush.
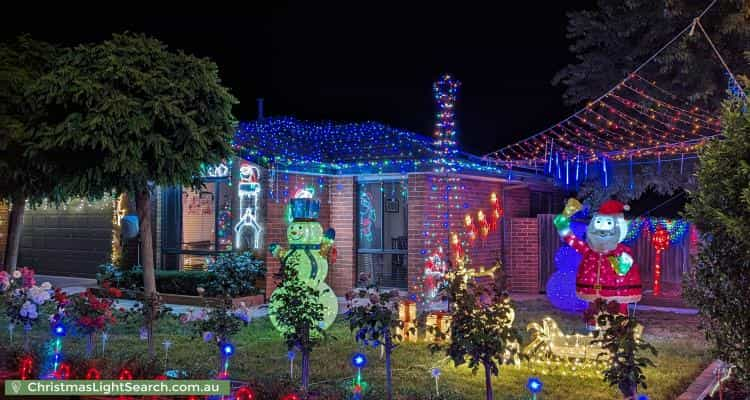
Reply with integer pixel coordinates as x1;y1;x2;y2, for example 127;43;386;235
685;79;750;387
204;252;266;297
97;252;265;297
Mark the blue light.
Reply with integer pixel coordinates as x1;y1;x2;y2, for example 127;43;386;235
221;342;235;357
351;353;368;369
526;377;543;394
637;395;649;400
52;323;66;337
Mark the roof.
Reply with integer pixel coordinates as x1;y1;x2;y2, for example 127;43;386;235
233;117;543;178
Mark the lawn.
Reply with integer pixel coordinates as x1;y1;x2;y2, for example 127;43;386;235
0;298;712;399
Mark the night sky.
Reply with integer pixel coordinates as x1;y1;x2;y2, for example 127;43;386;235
2;2;598;156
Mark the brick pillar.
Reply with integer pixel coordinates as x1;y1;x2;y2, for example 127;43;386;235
263;176;287;296
507;217;540;293
0;201;8;266
328;177;356;294
407;174;428;291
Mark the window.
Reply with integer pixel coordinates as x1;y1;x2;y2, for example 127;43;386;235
357;180;408;288
161;179;233;271
530;190;554;216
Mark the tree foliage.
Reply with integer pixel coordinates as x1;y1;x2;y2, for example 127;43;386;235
269;263;328;392
28;32;237;196
577;160;696;207
685;64;750;386
433;260;520;400
0;35;63;204
346;286;403;400
590;299;657;399
553;0;749;108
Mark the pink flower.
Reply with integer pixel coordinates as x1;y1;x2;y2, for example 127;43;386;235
20;267;36;288
0;271;9;291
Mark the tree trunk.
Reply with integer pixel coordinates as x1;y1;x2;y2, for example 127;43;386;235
301;347;310;392
4;196;26;271
483;361;494;400
135;188;156;358
385;335;393;400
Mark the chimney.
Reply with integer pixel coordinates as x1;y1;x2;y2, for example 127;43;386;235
256;98;264;122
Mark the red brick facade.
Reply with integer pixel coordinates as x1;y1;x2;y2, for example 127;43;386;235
0;202;8;266
407;173;537;292
259;170;545;297
507;218;540;293
259;172;360;296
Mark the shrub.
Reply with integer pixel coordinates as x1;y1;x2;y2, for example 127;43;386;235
98;252;265;297
685;78;750;387
204;252;265;297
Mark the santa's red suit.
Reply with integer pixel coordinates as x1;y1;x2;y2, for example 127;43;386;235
562;234;642;303
556;199;642;304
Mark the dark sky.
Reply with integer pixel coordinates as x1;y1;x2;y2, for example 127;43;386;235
2;3;597;156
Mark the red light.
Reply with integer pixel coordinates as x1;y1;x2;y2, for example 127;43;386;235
281;394;301;400
234;386;255;400
118;368;133;380
19;356;34;380
154;374;167;380
54;362;72;380
85;367;101;380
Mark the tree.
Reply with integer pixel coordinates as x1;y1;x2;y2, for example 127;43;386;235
590;299;657;399
432;258;520;400
29;33;237;304
553;0;749;108
0;36;64;271
685;63;750;386
269;263;328;393
346;286;403;400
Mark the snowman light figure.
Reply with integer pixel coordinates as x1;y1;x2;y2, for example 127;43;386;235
234;162;263;250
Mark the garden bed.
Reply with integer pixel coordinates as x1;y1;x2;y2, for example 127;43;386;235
0;298;711;399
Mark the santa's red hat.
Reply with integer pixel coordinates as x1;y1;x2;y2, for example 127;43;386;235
598;199;630;215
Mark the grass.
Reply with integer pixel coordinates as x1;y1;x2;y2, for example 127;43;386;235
0;298;712;399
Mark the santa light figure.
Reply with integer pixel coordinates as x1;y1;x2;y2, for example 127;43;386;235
553;198;642;315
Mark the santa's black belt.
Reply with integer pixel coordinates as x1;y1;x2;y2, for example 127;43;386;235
576;284;643;290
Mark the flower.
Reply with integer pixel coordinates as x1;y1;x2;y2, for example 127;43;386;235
29;286;51;305
20;267;35;288
12;270;22;279
40;282;52;290
368;292;380;304
108;287;122;298
202;331;214;342
20;301;38;319
0;271;9;291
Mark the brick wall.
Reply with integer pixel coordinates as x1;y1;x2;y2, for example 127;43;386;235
507;217;540;293
0;202;8;266
407;174;507;290
327;177;356;294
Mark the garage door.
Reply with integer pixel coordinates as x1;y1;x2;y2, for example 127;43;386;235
19;201;113;277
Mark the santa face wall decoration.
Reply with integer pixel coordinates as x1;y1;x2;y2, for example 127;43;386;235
554;199;643;304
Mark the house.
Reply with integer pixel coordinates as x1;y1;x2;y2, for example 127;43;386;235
0;113;563;297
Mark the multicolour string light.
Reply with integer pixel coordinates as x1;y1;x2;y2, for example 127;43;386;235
622;217;690;244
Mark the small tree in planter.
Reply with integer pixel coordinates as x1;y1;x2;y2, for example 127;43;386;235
269;263;328;393
590;299;656;399
191;296;242;378
345;285;403;400
431;258;520;400
62;283;122;358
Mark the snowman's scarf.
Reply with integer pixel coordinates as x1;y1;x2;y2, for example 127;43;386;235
283;244;322;280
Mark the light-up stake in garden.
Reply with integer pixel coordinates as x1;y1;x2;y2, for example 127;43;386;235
351;352;368;399
51;323;66;378
218;342;234;379
651;226;669;296
526;377;543;400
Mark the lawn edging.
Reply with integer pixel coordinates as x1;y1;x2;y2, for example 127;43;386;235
676;360;728;400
